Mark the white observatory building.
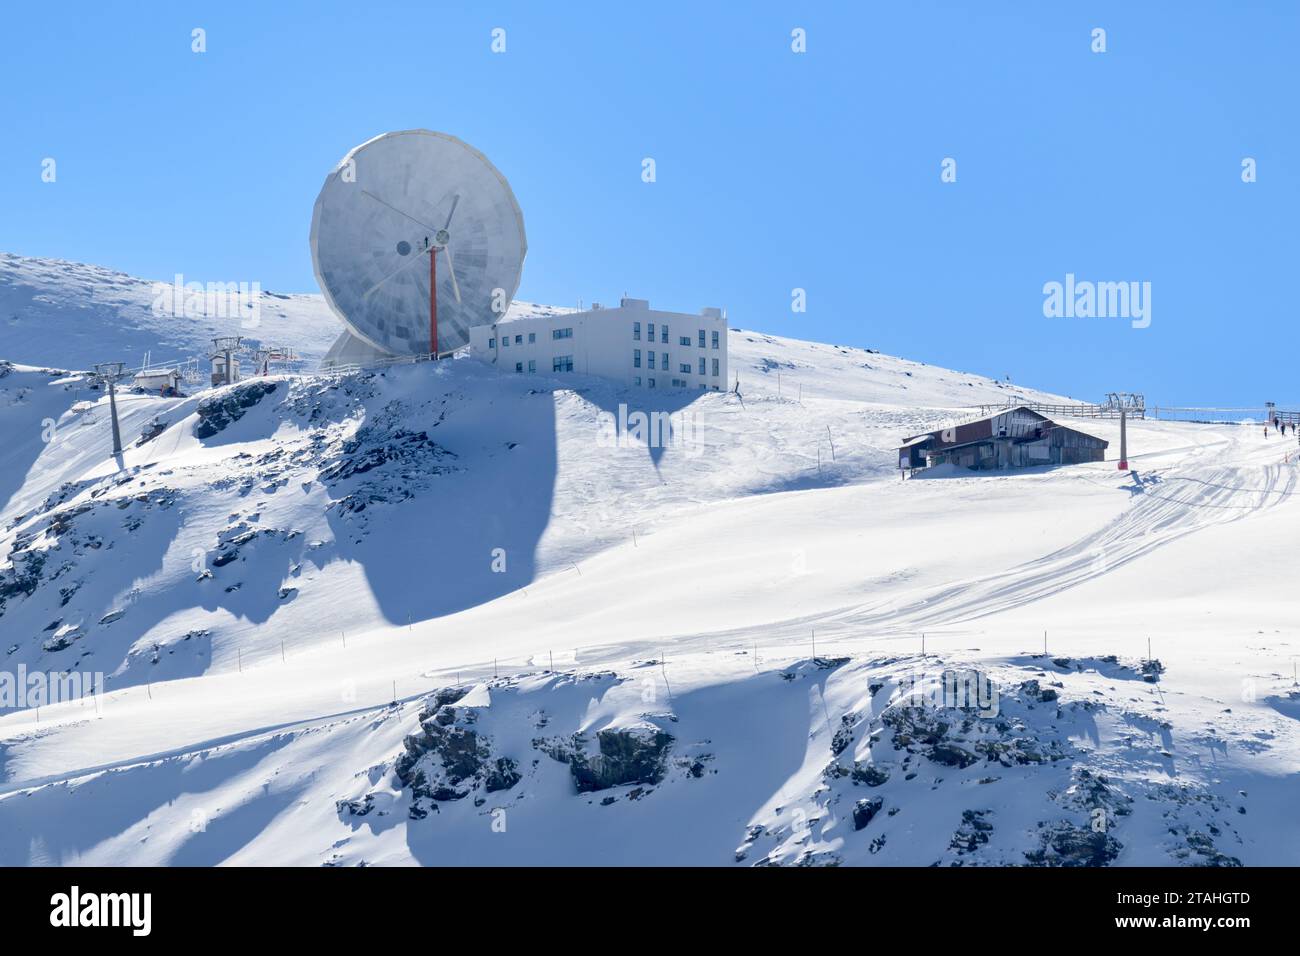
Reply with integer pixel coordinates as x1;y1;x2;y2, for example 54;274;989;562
468;298;728;391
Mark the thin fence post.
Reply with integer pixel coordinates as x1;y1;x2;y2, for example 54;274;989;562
660;650;673;702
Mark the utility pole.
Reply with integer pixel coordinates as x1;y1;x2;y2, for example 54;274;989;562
92;362;127;456
253;346;296;377
1118;408;1128;470
252;347;274;376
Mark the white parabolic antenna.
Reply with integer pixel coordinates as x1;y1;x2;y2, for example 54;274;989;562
310;130;527;357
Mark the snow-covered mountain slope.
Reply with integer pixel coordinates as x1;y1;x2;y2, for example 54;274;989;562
2;251;1059;407
8;650;1284;868
0;252;341;372
0;252;575;375
727;326;1071;407
0;255;1296;867
0;348;1067;691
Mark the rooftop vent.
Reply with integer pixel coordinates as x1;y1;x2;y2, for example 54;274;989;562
620;297;650;310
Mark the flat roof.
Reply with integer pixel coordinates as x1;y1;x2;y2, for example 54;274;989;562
490;301;725;326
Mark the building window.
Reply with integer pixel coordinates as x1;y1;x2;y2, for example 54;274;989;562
680;363;691;374
515;362;523;373
502;336;509;347
679;335;691;347
514;334;522;345
672;378;687;388
712;358;719;376
553;327;573;340
634;376;642;386
488;337;496;349
553;355;573;372
528;359;536;373
698;357;706;375
660;325;668;344
648;378;656;388
712;330;719;349
662;353;670;371
647;352;655;370
698;330;706;348
528;332;536;344
633;321;641;341
633;348;641;368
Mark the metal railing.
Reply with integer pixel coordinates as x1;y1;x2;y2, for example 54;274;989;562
1148;406;1296;424
317;351;454;378
975;400;1144;420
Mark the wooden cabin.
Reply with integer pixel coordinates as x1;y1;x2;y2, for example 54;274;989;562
899;406;1108;472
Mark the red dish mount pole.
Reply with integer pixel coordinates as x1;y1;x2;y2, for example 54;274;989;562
429;246;438;359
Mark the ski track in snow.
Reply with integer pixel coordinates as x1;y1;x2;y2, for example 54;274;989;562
833;434;1296;634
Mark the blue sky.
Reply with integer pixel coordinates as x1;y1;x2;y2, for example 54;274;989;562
2;1;1296;405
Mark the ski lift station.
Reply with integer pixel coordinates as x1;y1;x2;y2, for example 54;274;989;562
210;353;241;386
132;367;183;396
899;406;1108;472
467;298;728;390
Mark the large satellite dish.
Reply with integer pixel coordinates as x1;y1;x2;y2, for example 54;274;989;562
310;130;527;358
